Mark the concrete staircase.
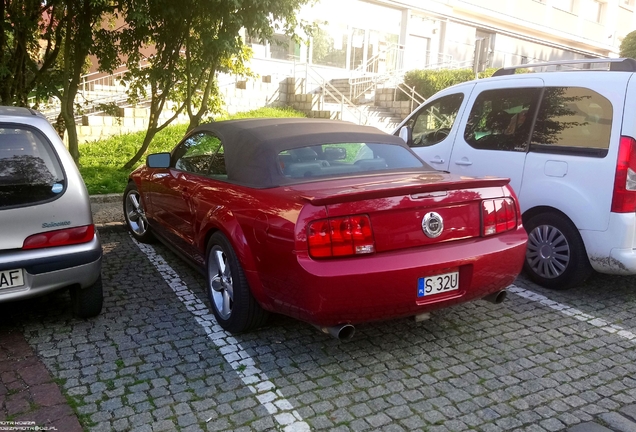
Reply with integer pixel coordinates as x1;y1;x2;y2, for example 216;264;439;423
286;76;414;133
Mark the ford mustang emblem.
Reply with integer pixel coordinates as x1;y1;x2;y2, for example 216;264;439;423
422;212;444;238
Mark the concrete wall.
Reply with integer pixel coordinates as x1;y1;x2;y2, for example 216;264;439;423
75;76;291;143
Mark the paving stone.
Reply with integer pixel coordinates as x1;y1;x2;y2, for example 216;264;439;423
597;412;636;432
621;405;636;422
567;422;614;432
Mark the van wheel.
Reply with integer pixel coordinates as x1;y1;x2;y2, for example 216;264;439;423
124;182;155;243
70;276;104;318
206;232;269;333
524;212;592;290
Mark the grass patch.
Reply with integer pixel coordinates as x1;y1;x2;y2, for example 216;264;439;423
78;106;305;195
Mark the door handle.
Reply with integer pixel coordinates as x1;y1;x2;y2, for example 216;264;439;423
455;159;473;166
429;157;445;164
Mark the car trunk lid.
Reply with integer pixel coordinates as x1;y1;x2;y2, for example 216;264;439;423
292;172;512;253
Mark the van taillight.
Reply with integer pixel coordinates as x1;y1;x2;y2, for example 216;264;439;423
307;215;375;258
611;136;636;213
22;225;95;250
482;198;517;236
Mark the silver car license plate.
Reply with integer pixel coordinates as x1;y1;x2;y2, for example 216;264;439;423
0;268;25;290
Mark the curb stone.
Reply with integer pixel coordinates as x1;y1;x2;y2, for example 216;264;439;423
89;193;122;204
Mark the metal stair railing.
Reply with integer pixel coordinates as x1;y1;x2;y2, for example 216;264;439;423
393;82;427;113
29;64;151;121
294;62;369;125
348;43;405;101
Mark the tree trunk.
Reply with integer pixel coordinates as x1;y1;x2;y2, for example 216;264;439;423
124;106;160;169
124;128;159;170
186;68;217;132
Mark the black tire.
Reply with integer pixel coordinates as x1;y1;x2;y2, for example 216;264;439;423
523;212;593;290
206;232;269;333
70;275;104;318
123;182;155;243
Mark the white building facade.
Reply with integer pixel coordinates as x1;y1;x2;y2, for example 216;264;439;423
246;0;636;76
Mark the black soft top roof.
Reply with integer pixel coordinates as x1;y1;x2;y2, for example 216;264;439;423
190;118;408;188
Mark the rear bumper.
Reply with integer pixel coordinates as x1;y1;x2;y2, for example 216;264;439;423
0;234;102;302
581;212;636;274
257;228;527;327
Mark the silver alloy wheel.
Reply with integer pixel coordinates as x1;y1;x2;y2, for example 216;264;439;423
526;224;570;279
208;245;234;320
125;191;149;236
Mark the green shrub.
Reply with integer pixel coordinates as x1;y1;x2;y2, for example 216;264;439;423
621;30;636;59
403;68;498;99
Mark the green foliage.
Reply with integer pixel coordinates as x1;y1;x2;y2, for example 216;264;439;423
403;68;498;99
78;106;305;194
620;31;636;59
116;0;311;168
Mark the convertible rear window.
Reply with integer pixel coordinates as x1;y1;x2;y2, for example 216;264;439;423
0;127;65;209
278;142;426;180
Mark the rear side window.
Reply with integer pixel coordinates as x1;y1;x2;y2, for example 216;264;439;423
0;127;65;209
464;88;541;152
531;87;612;156
278;142;427;180
173;132;227;178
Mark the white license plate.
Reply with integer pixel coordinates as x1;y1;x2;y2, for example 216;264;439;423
417;271;459;297
0;268;25;290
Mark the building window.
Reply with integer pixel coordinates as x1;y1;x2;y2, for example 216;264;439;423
311;24;348;69
582;0;604;22
622;0;634;8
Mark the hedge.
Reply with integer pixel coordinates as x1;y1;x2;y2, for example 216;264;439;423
403;68;498;100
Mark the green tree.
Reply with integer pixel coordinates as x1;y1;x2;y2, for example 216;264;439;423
117;0;310;169
620;30;636;59
0;1;64;106
2;0;118;164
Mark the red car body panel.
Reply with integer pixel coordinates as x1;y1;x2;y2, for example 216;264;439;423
131;166;527;327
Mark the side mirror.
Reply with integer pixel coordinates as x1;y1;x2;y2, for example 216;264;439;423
399;126;412;144
146;152;171;168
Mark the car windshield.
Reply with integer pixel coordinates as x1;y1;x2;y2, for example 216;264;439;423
277;142;428;181
0;127;65;209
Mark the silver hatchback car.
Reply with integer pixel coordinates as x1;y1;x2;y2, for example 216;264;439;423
0;106;103;317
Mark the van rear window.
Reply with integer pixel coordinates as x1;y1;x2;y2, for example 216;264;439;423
532;87;612;153
0;127;65;209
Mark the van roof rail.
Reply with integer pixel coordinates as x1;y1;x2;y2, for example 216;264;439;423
492;58;636;77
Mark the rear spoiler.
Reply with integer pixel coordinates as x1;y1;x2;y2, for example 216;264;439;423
302;177;511;206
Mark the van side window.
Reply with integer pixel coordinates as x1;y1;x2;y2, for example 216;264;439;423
531;87;612;156
408;94;464;147
464;88;541;152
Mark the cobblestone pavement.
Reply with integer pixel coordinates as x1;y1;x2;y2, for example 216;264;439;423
1;226;636;431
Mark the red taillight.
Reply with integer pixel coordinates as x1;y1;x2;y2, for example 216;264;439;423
22;225;95;250
307;215;375;258
611;136;636;213
482;198;517;236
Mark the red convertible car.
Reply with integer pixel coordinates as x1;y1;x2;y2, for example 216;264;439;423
124;118;527;339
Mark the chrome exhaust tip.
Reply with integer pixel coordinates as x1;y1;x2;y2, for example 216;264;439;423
482;290;507;304
314;324;356;340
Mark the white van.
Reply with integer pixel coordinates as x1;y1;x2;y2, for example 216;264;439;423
395;58;636;290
